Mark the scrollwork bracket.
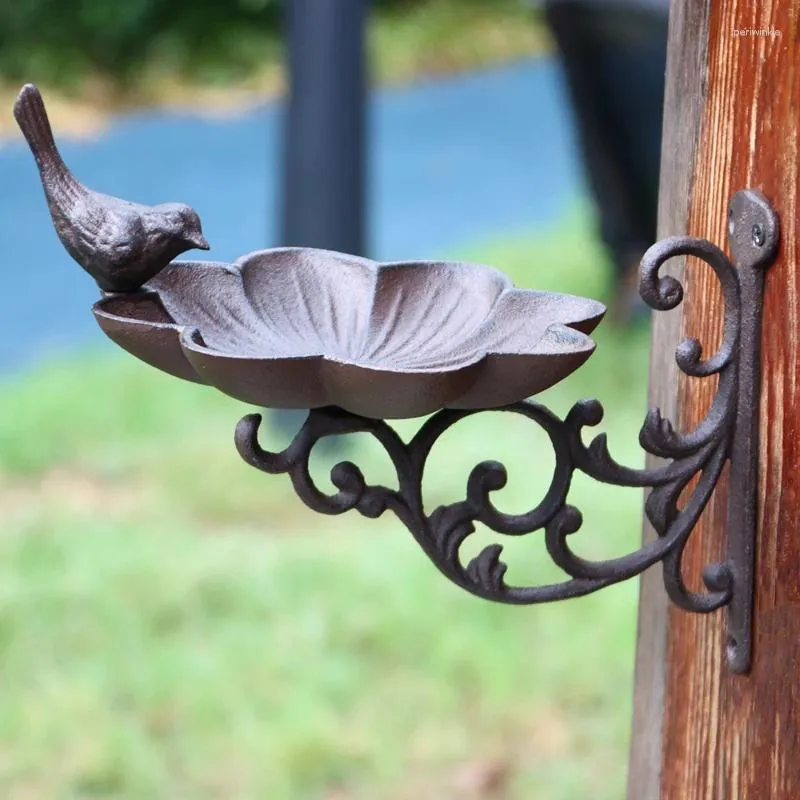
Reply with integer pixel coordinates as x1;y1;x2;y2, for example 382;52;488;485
235;190;778;675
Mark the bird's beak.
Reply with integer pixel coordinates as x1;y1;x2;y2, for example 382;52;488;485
187;233;210;250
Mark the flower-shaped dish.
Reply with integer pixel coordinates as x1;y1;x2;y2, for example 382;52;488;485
93;247;605;419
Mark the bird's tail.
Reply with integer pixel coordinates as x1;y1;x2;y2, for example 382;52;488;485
13;84;69;176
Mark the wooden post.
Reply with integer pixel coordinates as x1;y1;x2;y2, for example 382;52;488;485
629;1;799;797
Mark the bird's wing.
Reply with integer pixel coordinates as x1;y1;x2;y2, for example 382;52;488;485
73;201;147;266
99;192;152;217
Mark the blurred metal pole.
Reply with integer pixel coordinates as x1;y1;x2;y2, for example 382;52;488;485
281;0;368;252
273;0;369;440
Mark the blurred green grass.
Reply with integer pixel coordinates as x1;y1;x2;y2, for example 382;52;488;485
0;211;650;799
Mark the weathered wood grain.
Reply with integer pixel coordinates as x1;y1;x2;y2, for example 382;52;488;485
658;1;800;797
626;1;710;798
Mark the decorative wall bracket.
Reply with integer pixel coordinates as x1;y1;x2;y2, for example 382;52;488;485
13;85;778;675
232;189;777;675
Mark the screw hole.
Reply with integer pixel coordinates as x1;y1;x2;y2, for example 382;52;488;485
752;223;765;247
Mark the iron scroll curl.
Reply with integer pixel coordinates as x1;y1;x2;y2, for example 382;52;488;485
235;234;741;614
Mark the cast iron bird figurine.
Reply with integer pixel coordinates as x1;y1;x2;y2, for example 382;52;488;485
13;83;209;292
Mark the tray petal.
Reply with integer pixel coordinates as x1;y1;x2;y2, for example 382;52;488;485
93;293;203;383
179;329;481;418
471;289;606;356
450;324;597;408
239;248;376;359
146;261;287;356
180;328;327;408
321;359;482;418
360;261;511;367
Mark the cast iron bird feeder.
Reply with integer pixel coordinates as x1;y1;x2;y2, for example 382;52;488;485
15;84;779;675
94;250;605;419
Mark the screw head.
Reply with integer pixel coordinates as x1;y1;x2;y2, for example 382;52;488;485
752;223;765;247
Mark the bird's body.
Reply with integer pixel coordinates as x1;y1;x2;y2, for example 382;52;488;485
14;84;209;292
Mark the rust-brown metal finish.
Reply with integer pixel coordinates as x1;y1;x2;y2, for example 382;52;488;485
93;249;605;419
14;84;209;292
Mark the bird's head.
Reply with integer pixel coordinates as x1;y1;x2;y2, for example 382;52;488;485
155;202;210;253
